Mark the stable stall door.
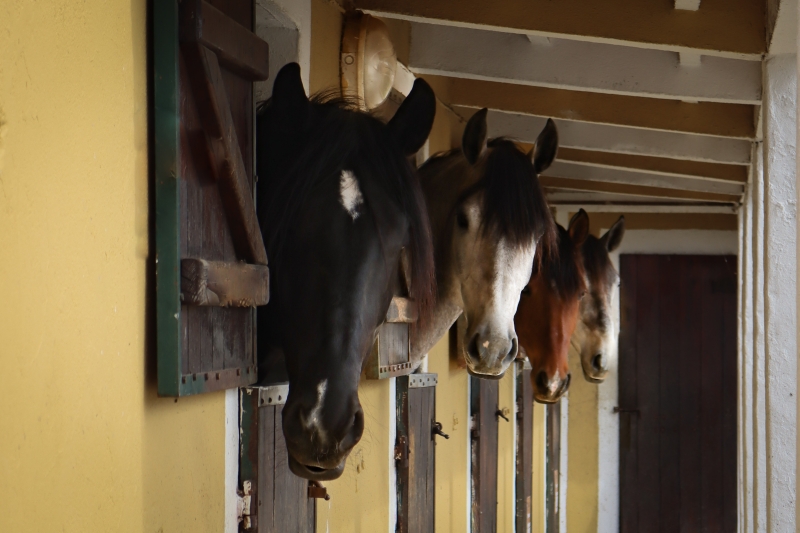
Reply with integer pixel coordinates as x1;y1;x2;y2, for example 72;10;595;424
471;376;500;532
619;255;736;533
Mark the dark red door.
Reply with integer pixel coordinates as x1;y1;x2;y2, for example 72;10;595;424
619;255;737;533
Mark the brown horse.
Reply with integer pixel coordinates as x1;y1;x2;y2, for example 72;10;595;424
515;210;589;403
573;216;625;382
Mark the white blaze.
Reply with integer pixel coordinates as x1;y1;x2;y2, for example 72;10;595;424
339;169;363;220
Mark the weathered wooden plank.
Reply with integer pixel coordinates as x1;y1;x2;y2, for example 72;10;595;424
657;256;681;532
429;75;757;138
618;255;638;533
678;257;703;529
515;365;533;533
472;377;499;532
354;0;766;57
183;42;268;265
181;258;269;307
181;0;269;80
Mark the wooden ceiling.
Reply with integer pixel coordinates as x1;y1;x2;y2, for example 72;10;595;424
347;0;785;209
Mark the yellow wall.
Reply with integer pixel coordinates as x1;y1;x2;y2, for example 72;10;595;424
0;2;228;532
566;347;600;533
316;377;394;532
497;368;518;532
532;402;547;533
428;336;471;532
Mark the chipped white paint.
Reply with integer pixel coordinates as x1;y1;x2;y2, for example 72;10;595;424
339;170;364;221
761;54;797;532
409;23;762;103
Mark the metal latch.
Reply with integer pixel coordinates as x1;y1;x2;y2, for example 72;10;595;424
308;480;331;501
496;407;511;422
237;480;253;530
432;421;450;440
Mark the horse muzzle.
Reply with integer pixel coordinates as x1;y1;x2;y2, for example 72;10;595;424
288;454;347;481
532;371;571;403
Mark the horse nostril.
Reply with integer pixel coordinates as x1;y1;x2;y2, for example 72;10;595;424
565;373;572;391
340;407;365;451
507;337;518;360
352;408;365;437
536;371;549;391
467;334;480;360
592;354;604;371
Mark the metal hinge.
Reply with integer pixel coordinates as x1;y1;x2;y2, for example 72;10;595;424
237;480;253;530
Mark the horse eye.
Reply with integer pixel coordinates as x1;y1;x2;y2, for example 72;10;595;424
456;211;469;229
521;286;531;296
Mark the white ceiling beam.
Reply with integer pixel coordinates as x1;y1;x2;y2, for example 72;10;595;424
545;191;719;204
679;52;702;67
548;203;737;213
472;109;753;164
409;23;762;104
674;0;701;11
543;161;745;196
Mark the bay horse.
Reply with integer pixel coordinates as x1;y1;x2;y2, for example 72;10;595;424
412;109;556;379
574;216;625;382
515;210;589;403
255;63;436;480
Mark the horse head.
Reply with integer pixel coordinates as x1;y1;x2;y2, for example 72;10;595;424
516;210;589;403
255;63;436;480
414;110;556;379
575;216;625;383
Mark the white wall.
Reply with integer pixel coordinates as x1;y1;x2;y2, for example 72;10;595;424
762;53;798;532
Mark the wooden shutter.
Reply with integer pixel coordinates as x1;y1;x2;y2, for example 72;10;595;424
471;375;500;533
240;384;317;532
365;298;418;379
154;0;270;396
515;362;534;533
395;373;440;533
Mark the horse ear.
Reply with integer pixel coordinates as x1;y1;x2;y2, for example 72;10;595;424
531;118;558;174
271;63;309;135
388;78;437;156
600;215;626;252
568;209;590;247
462;108;488;165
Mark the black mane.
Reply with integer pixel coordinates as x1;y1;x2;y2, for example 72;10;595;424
255;92;436;323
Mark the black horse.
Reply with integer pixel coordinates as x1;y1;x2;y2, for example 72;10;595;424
255;63;436;480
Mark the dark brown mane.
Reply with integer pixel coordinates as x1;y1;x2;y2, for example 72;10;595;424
581;234;614;297
422;138;556;252
535;224;586;300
